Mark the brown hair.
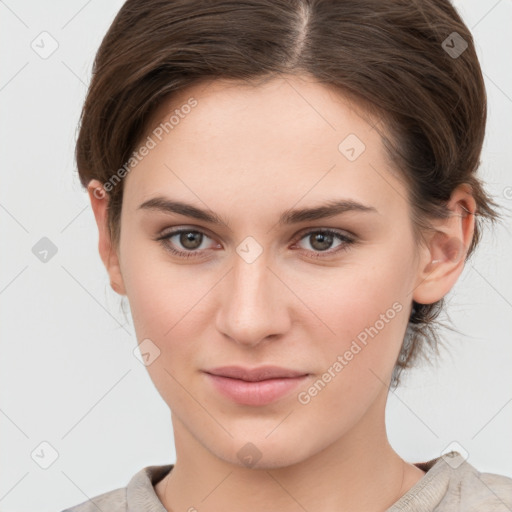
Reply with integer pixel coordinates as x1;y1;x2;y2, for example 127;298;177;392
75;0;503;388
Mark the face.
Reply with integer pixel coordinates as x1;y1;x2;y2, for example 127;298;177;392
97;75;434;468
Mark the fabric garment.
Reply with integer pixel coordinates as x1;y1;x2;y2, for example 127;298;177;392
61;451;512;511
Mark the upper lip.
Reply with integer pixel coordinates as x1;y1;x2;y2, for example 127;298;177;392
203;365;308;382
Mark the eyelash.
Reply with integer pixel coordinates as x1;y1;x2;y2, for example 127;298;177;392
155;227;356;260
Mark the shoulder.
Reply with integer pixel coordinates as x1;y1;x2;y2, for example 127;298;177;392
59;464;173;512
60;487;126;512
427;452;512;511
388;451;512;512
455;465;512;511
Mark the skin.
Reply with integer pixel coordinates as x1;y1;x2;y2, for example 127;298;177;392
88;74;475;512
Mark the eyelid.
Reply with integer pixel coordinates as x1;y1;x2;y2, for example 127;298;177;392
155;226;220;259
157;225;220;245
157;224;355;242
291;225;355;242
156;225;356;259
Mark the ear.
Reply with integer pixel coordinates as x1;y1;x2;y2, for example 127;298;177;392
413;183;476;305
87;179;127;296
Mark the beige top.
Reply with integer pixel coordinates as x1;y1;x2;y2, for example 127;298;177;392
61;451;512;511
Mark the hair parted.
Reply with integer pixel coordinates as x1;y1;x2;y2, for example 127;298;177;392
75;0;502;388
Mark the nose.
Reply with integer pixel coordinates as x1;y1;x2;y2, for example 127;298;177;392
215;252;292;347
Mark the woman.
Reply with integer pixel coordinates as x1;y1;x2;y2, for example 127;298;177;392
62;0;512;510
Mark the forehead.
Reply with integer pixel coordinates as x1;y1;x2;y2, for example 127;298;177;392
123;75;408;218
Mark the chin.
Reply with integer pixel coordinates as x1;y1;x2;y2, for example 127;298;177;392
203;431;318;471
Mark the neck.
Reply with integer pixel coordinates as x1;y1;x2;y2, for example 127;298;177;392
155;389;425;512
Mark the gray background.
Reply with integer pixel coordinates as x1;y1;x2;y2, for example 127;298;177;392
1;1;511;510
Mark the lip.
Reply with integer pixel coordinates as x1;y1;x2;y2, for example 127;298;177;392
203;365;310;406
204;365;308;381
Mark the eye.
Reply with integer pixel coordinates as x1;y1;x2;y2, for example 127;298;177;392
155;227;356;260
291;229;356;259
156;228;218;259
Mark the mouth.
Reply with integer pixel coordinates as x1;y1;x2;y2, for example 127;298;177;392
203;365;309;381
202;365;310;406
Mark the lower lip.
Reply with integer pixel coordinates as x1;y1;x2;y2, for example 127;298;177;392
204;373;309;406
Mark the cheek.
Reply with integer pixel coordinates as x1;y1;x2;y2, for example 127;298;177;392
302;250;412;379
309;258;408;333
120;239;217;378
120;232;199;336
294;274;409;424
121;252;204;407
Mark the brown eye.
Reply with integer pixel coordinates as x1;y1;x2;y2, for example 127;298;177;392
293;229;356;259
156;228;216;258
156;227;355;260
179;231;203;250
308;232;335;251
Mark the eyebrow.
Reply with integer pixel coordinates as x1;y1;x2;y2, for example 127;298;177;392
137;196;378;228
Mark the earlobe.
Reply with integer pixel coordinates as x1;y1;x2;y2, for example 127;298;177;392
87;179;127;296
412;185;476;305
